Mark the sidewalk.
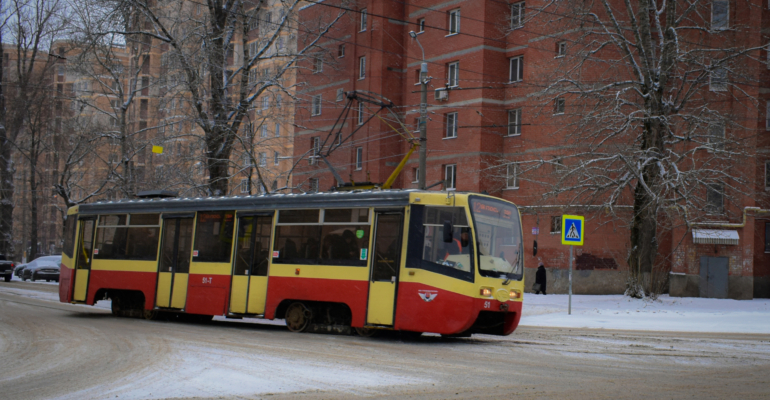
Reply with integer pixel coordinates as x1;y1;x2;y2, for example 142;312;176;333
520;294;770;334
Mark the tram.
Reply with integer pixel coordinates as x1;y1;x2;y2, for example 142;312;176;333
59;190;524;336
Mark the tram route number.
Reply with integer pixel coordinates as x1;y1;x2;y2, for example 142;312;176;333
484;301;491;309
202;277;213;284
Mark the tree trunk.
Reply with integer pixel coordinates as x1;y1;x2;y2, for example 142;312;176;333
29;161;38;260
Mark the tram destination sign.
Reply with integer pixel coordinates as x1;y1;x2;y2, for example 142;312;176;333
561;215;584;246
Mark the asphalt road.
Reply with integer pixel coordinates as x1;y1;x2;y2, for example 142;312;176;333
1;280;769;399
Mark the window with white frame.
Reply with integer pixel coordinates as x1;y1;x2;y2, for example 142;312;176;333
446;112;458;138
357;102;365;125
550;216;561;233
313;56;323;73
508;109;522;136
275;123;280;137
447;62;459;87
309;177;319;192
412;167;419;183
310;136;320;165
336;88;344;102
708;123;725;151
506;163;519;189
509;56;523;82
710;67;728;91
262;96;269;110
240;179;249;193
556;41;566;57
259;152;267;166
311;95;321;116
418;18;425;33
338;44;345;58
712;0;728;30
261;124;268;138
445;164;456;190
359;56;366;79
554;98;565;114
276;94;282;109
765;160;770;189
448;9;460;35
356;147;363;170
275;151;280;165
511;2;525;29
360;9;367;31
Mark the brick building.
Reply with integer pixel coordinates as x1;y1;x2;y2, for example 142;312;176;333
295;0;770;299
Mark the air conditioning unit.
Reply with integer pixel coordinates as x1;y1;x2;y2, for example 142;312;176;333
434;88;448;101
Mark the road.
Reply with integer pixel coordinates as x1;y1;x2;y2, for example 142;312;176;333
1;280;769;399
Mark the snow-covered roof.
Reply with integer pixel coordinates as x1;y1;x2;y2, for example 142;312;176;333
692;229;739;245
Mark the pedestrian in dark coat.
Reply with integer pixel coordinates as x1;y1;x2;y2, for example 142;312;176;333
534;263;547;295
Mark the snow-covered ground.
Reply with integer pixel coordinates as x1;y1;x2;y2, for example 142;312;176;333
520;293;770;334
3;280;770;334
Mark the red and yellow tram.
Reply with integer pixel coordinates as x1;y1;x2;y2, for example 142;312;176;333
59;190;524;336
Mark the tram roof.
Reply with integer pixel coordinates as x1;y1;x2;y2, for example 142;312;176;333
76;190;425;215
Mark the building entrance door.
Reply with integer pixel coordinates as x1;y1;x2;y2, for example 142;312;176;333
699;256;728;299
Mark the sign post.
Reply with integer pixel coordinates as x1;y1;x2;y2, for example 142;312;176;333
561;215;584;315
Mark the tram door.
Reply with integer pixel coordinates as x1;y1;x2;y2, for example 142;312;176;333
72;218;96;302
229;214;273;314
366;211;404;325
156;216;194;309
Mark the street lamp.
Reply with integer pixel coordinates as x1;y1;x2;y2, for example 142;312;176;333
409;31;429;190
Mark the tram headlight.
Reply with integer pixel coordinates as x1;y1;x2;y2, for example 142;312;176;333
480;287;492;297
509;290;521;299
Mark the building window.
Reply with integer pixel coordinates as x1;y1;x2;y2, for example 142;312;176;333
708;123;725;151
509;56;523;82
309;178;319;193
259;152;267;166
412;167;419;183
240;179;249;193
766;101;770;130
275;123;281;137
360;9;367;32
445;112;458;138
262;96;269;110
448;9;460;35
550;216;561;233
447;61;459;87
765;160;770;189
356;147;363;170
313;56;323;73
445;164;456;190
311;95;321;116
706;183;724;213
506;163;519;189
554;98;565;114
556;41;566;57
275;151;280;165
359;56;366;79
710;67;727;91
336;88;344;102
712;0;728;30
418;18;425;33
338;44;345;58
310;136;320;165
357;102;365;125
261;124;268;138
508;109;522;136
511;2;525;29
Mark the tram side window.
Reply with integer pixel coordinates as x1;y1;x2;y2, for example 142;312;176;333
62;216;77;258
272;208;370;266
94;214;160;260
193;211;235;262
406;205;474;282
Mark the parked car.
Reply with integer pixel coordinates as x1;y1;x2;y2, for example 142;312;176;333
14;264;27;279
0;254;15;282
21;256;62;282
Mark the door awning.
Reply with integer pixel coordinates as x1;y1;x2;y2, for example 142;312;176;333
692;229;739;245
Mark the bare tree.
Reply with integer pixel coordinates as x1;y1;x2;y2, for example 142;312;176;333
498;0;764;296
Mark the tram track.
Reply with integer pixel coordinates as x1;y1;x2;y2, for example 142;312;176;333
1;284;770;399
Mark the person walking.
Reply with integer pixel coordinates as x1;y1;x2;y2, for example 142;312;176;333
534;263;547;295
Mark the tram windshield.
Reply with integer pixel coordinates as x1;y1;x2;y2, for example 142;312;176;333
469;197;523;280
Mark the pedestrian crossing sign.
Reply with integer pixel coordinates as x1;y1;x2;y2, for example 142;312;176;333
561;215;584;246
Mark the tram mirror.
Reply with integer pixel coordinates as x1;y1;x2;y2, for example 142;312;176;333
533;240;538;256
443;221;453;243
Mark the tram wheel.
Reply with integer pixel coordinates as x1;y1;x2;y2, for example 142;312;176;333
355;327;379;337
111;296;122;316
285;302;311;332
143;309;159;320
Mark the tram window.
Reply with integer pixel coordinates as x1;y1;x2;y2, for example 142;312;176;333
319;225;369;266
62;216;77;258
405;205;474;282
324;208;369;223
278;209;319;224
193;211;235;262
273;225;322;264
93;214;160;260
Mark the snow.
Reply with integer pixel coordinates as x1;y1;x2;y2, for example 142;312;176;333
520;294;770;334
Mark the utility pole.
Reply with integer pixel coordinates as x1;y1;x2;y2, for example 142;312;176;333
410;31;428;190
